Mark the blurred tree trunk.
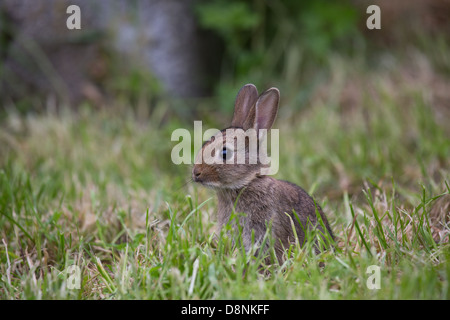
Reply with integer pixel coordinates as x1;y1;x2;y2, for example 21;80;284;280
0;0;215;108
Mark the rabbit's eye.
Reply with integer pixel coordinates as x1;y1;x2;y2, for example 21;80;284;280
222;147;232;162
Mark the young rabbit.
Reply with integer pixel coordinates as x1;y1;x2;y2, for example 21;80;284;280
192;84;333;264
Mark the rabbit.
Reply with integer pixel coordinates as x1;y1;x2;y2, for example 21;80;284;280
192;84;334;265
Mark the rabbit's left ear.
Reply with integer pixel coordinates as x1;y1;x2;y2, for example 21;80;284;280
231;84;258;128
254;88;280;132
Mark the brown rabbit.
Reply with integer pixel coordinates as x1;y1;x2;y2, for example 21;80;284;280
192;84;333;264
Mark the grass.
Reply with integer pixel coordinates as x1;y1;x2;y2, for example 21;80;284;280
0;50;449;300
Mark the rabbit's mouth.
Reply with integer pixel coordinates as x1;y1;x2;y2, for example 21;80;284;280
192;171;217;187
192;174;229;189
193;178;221;189
193;177;251;191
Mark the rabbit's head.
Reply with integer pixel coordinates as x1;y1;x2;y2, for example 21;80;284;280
192;84;279;189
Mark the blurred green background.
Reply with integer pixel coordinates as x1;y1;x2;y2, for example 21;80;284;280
1;0;449;116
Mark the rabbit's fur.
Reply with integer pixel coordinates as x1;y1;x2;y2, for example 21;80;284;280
192;84;333;264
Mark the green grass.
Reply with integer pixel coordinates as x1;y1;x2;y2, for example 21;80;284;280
0;52;449;300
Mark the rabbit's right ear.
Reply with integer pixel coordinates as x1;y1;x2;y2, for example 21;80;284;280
231;84;258;128
253;87;279;132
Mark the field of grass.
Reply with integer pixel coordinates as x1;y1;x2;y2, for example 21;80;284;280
0;50;449;300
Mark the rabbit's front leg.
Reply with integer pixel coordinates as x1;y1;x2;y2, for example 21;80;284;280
241;218;269;258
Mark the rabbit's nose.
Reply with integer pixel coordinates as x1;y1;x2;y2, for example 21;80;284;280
192;167;202;181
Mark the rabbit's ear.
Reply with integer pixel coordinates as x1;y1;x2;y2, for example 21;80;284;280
231;84;258;128
254;88;280;132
